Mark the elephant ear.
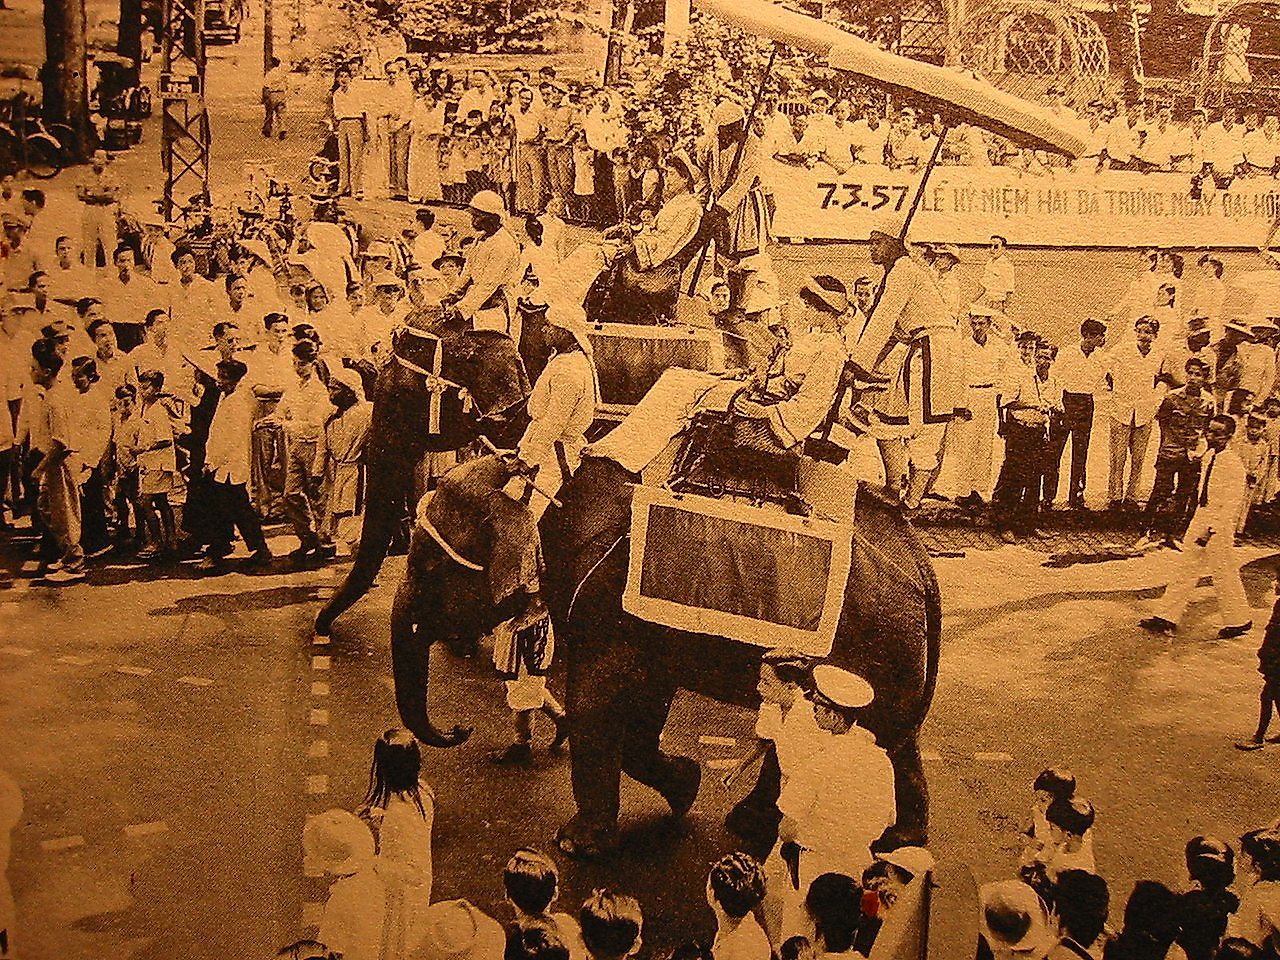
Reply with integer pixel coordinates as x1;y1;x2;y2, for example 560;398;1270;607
484;491;542;608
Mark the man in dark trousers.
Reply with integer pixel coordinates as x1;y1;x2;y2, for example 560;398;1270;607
1047;318;1107;510
993;338;1061;541
1142;357;1214;549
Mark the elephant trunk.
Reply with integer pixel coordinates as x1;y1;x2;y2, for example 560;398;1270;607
391;577;473;749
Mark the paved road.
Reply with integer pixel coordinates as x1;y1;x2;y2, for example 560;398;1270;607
6;520;1280;958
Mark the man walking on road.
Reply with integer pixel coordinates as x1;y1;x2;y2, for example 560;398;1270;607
74;150;120;269
1141;414;1254;639
262;57;290;140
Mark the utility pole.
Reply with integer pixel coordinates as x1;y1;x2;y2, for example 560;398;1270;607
160;0;211;221
42;0;93;161
119;0;144;71
264;0;274;70
604;0;632;85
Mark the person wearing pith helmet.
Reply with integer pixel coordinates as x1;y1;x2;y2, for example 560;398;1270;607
851;213;963;511
765;663;896;942
443;190;521;338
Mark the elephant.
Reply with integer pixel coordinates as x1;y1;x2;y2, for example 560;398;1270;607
389;452;942;855
313;312;531;638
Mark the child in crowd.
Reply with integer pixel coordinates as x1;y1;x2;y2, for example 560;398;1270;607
579;890;644;960
1228;828;1280;952
1044;797;1098;881
1049;869;1110;959
509;920;571;960
302;809;386;960
321;367;371;557
1240;414;1272;532
1176;837;1240;960
135;369;186;560
1021;767;1079;871
358;728;434;958
110;383;144;552
706;853;770;960
502;848;586;960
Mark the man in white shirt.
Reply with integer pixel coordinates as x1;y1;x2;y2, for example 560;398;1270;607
1103;315;1166;509
1116;247;1162;325
331;65;366;198
268;339;335;561
511;86;546;215
1190;255;1227;340
1245;114;1280;175
848;102;890;165
980;235;1015;309
771;665;894;941
101;244;161;327
166;246;219;347
384;57;415;199
1205;106;1246;184
1051;318;1108;509
262;57;290;139
951;305;1011;508
992;338;1062;539
1141;414;1253;638
200;357;271;571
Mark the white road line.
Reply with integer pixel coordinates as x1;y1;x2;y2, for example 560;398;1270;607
56;655;94;666
699;735;737;746
301;901;324;926
312;634;330;646
921;749;943;762
308;740;329;758
20;561;37;574
123;821;169;838
704;758;739;770
311;681;330;696
974;751;1014;762
306;775;329;795
40;835;86;852
116;666;154;677
309;709;329;726
0;645;34;656
312;656;330;671
176;676;214;687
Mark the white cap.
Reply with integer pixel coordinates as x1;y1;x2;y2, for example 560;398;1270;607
811;664;875;709
870;212;909;242
468;190;506;216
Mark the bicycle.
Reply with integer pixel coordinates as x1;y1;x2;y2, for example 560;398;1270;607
0;92;69;179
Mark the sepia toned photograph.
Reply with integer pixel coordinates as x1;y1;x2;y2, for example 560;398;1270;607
4;0;1280;955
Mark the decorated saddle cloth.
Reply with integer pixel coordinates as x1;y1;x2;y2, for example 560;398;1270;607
414;455;541;608
587;324;730;416
585;369;854;659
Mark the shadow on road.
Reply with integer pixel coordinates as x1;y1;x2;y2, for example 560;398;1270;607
148;584;332;619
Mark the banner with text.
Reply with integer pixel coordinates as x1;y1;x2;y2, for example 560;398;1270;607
770;165;1280;248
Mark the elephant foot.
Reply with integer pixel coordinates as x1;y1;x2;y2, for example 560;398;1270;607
555;815;620;860
663;755;702;820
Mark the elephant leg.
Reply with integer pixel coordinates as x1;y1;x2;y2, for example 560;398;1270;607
314;493;401;635
620;678;702;820
876;733;929;852
558;640;626;859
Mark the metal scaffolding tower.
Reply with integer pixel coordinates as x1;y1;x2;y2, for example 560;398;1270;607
160;0;211;222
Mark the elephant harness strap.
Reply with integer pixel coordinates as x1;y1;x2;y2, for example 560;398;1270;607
394;327;474;434
416;492;484;571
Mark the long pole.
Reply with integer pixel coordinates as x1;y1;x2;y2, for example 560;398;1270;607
42;0;92;162
684;41;780;297
264;0;274;72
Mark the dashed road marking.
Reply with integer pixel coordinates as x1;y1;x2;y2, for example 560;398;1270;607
302;901;324;925
20;561;37;574
699;735;737;747
308;740;329;758
123;821;169;839
177;676;214;687
309;709;329;726
705;758;739;770
306;775;329;795
312;656;330;671
1;645;34;656
116;666;154;677
922;749;943;761
56;655;94;666
311;681;330;696
974;751;1014;762
40;835;86;852
312;634;330;646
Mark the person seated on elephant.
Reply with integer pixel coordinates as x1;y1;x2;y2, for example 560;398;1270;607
578;890;644;960
442;190;522;340
603;149;702;325
769;665;895;942
503;303;598;522
729;277;849;455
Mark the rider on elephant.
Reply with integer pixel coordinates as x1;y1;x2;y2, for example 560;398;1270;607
849;214;962;510
503;302;599;520
602;150;703;325
729;276;850;454
443;190;523;341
